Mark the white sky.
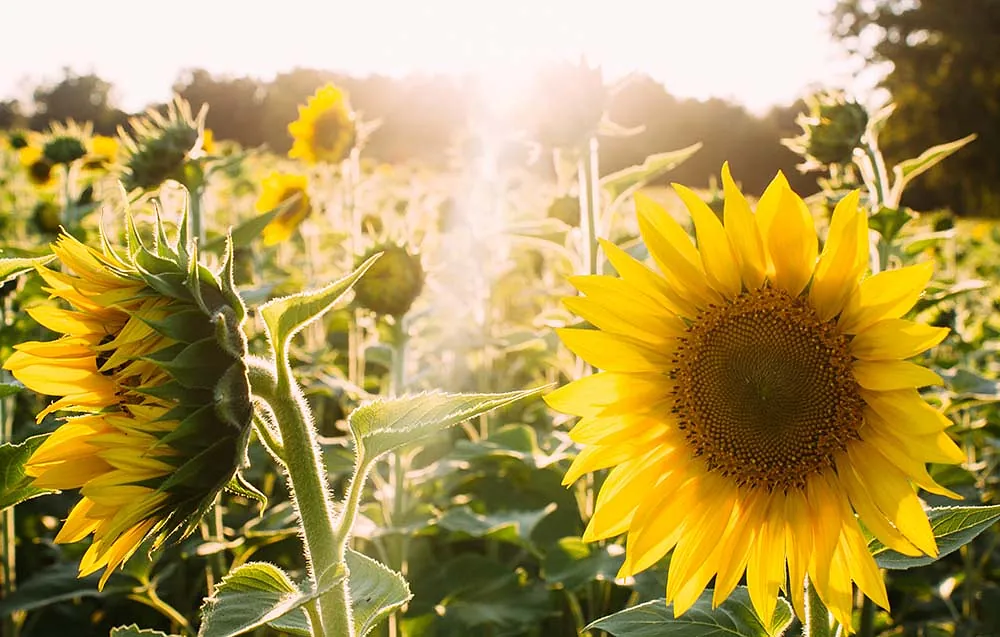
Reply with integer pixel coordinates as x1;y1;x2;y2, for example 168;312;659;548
0;0;857;114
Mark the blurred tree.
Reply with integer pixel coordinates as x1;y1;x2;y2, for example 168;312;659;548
28;68;126;134
0;100;23;130
831;0;1000;216
174;69;267;147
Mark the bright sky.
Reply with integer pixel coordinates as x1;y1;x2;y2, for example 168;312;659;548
1;0;854;114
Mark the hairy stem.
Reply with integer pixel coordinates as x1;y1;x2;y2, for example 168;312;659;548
805;577;832;637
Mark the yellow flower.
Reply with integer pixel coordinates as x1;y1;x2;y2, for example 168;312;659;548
19;146;55;188
547;163;962;629
201;128;215;154
83;135;119;170
257;172;312;246
3;226;252;588
288;84;356;165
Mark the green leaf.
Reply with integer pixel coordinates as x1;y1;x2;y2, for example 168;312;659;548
893;134;976;191
587;587;793;636
0;435;56;512
347;548;411;637
600;144;703;200
436;504;556;551
870;504;1000;570
0;381;24;398
868;206;915;244
110;626;181;637
348;388;543;462
260;255;379;360
543;536;627;591
0;562;133;616
201;202;287;253
198;561;343;637
225;470;267;509
0;255;54;285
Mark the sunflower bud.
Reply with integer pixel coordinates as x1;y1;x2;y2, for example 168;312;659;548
43;136;87;165
785;91;868;168
32;200;62;233
3;214;252;588
8;130;29;150
120;96;205;191
353;243;424;317
547;195;581;226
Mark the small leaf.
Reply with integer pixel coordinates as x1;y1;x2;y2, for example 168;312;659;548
225;471;267;509
111;626;181;637
260;255;379;359
349;388;543;462
543;536;627;591
0;435;56;512
870;504;1000;570
198;561;344;637
347;548;411;637
893;134;976;191
600;144;703;200
436;504;556;551
868;206;915;244
201;201;288;253
587;587;793;636
0;255;55;285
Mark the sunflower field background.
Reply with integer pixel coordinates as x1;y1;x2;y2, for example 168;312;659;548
3;2;1000;637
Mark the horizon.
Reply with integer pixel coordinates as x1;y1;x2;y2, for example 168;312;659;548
0;0;867;116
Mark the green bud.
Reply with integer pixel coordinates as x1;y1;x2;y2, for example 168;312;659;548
353;244;425;317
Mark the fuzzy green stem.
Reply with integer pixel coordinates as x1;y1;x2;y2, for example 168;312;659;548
190;186;205;247
577;151;597;280
61;164;75;230
588;136;602;275
0;301;16;637
130;586;193;636
805;578;832;637
250;353;347;636
387;323;409;637
252;410;287;464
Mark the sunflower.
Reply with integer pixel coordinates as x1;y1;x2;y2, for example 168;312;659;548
257;172;312;246
3;224;252;588
546;164;963;629
287;84;356;165
19;146;55;188
82;135;120;170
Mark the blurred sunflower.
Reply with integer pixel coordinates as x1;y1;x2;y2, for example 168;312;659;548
201;128;216;154
3;225;252;588
257;172;312;246
120;96;204;191
547;163;962;628
19;146;55;188
288;84;356;165
82;135;120;170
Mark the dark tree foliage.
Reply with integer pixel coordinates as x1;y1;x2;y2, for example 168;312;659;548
3;66;815;197
832;0;1000;216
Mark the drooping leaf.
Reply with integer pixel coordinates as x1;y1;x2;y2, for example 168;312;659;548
347;548;411;637
0;562;133;616
0;435;55;512
348;388;543;463
600;144;703;200
587;587;793;636
110;626;181;637
201;201;287;253
436;504;557;552
198;561;344;637
870;504;1000;570
260;255;379;359
0;254;54;285
0;381;23;398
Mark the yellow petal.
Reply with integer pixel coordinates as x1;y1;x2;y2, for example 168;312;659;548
569;413;670;447
27;307;108;337
721;163;767;290
809;190;867;321
783;489;812;621
852;360;943;391
764;187;817;297
712;490;763;608
556;328;673;373
55;498;100;543
850;319;949;360
861;389;952;435
857;423;960;498
618;473;702;577
544;372;670;418
599;239;697;318
584;447;678;541
865;411;965;465
838;449;923;556
847;443;937;556
563;443;644;485
745;493;786;627
673;183;742;298
838;262;934;334
666;478;736;605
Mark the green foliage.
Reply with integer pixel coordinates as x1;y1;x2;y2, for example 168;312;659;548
869;505;1000;570
0;435;54;511
587;588;794;637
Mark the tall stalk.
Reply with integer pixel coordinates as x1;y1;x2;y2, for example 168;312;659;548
386;320;409;637
1;300;16;637
344;148;366;389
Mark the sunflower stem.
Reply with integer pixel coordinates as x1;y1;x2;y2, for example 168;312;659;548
858;596;876;637
190;185;205;247
805;577;832;637
588;135;603;275
386;320;409;637
252;410;287;464
251;351;348;636
0;301;16;637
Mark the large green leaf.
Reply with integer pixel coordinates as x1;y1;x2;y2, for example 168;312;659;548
600;144;703;200
348;388;542;462
0;562;133;616
110;626;181;637
198;561;344;637
869;504;1000;570
436;504;556;552
543;536;627;591
587;587;793;637
260;255;378;358
347;548;411;636
0;435;56;512
0;254;54;285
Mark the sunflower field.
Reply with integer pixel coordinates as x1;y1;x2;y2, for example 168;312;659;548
1;77;999;637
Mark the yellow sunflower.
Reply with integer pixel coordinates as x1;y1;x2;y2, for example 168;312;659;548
287;83;356;165
3;227;252;588
82;134;120;170
257;172;313;246
19;146;56;188
546;163;963;629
